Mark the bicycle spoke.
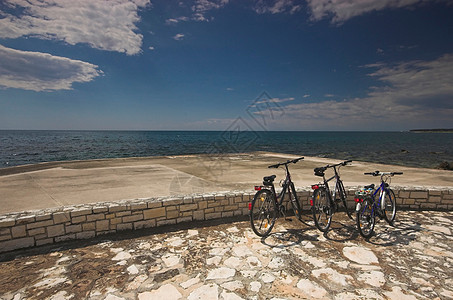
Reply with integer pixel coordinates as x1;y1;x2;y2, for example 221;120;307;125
250;189;277;237
356;198;375;238
312;188;332;232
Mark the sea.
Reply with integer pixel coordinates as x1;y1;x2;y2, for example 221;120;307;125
1;130;453;169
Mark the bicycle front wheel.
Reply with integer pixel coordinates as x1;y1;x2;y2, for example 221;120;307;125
383;189;397;225
356;197;375;238
312;187;332;232
250;189;277;237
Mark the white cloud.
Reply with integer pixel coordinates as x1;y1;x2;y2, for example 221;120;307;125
270;97;295;103
166;18;180;24
149;46;155;50
0;0;150;55
251;97;295;106
364;54;453;113
306;0;453;24
0;44;102;92
191;0;230;21
251;54;453;130
254;0;302;14
173;33;185;41
192;0;230;12
166;17;189;25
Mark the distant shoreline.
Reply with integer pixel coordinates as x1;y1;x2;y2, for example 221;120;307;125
410;129;453;133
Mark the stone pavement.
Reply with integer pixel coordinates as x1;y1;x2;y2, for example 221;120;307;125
1;210;452;300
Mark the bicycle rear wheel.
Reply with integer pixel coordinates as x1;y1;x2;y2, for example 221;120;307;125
312;187;332;232
356;197;375;238
383;189;397;224
338;180;353;219
250;189;277;237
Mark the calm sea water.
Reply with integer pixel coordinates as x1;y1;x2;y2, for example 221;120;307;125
1;130;452;169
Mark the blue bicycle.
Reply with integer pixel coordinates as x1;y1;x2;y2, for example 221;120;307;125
355;171;403;238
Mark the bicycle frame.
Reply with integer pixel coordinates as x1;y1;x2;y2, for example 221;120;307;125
311;160;352;232
372;182;387;211
265;164;297;210
322;166;342;202
356;170;402;238
250;157;304;237
357;181;387;214
312;164;346;205
370;173;396;211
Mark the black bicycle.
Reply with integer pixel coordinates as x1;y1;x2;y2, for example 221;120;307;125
310;160;353;232
355;171;403;238
249;157;304;237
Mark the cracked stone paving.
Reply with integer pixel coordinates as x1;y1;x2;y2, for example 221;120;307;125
0;210;452;299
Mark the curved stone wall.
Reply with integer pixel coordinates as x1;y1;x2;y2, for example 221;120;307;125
1;188;452;253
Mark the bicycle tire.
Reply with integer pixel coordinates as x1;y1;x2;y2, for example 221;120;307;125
312;187;332;232
338;180;353;219
250;189;277;237
383;188;397;225
290;183;303;221
356;196;375;238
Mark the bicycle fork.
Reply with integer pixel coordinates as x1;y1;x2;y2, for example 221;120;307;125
380;189;386;209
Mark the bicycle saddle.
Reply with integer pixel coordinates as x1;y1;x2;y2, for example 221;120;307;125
263;175;276;185
314;167;326;177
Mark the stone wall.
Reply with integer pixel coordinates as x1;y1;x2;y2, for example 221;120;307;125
1;188;452;253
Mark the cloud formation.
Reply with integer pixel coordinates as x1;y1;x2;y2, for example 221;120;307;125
253;54;453;130
254;0;302;14
0;0;150;55
306;0;453;24
0;45;102;92
366;54;453;107
173;33;185;41
192;0;230;21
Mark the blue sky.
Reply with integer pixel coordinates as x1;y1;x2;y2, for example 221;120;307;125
0;0;452;131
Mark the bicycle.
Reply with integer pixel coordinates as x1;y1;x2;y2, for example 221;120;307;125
310;160;353;232
249;157;304;237
355;171;403;238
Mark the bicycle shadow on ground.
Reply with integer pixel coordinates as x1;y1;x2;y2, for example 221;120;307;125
363;218;422;247
322;220;359;242
314;211;358;242
259;217;320;249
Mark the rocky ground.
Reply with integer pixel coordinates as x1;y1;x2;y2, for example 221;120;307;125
0;210;452;300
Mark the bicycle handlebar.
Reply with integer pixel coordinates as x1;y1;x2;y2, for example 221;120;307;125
364;171;403;176
342;160;352;166
268;157;304;169
316;160;352;171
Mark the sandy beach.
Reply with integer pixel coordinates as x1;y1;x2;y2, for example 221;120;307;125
0;152;451;215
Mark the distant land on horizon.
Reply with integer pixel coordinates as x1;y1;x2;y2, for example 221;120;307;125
410;129;453;133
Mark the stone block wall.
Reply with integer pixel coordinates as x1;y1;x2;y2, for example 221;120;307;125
1;188;452;253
